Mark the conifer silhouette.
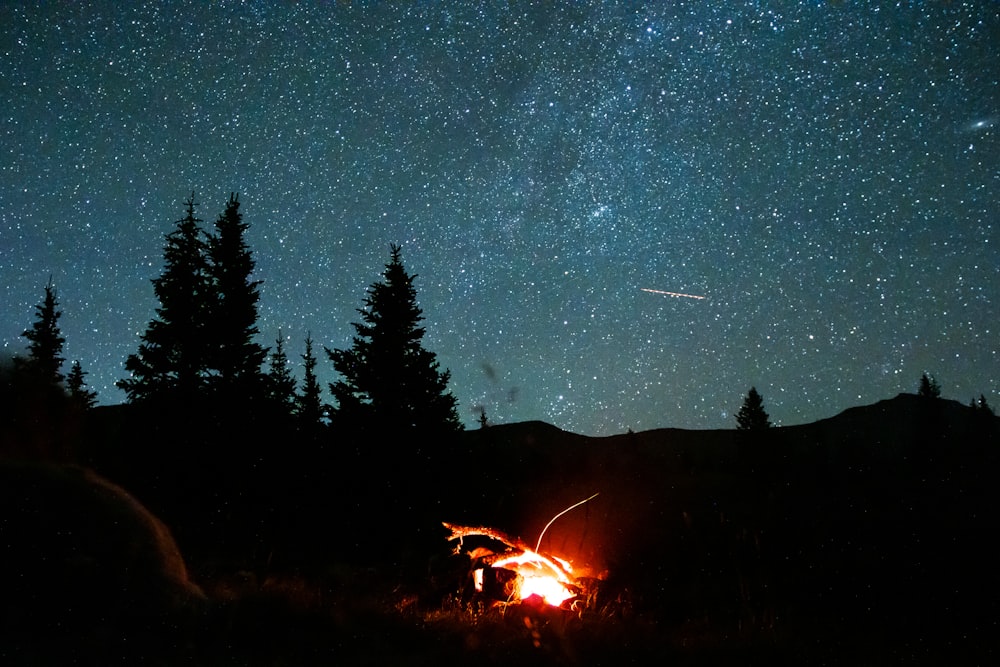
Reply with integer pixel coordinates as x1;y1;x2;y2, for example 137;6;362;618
918;372;941;399
326;244;460;436
119;194;212;404
974;394;994;416
736;386;772;431
297;332;325;428
205;193;267;404
20;277;66;388
11;278;85;460
66;360;98;408
266;330;297;414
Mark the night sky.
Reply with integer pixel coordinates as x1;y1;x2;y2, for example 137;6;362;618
2;3;997;436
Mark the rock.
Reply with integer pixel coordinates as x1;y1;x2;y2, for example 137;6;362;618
0;461;205;636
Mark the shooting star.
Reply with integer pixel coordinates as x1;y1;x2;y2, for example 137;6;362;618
640;287;707;300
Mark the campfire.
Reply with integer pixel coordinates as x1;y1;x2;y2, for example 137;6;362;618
444;494;599;609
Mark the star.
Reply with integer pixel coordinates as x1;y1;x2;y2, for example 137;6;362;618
1;3;997;436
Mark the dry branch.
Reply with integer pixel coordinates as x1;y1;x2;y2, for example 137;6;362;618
442;522;574;581
442;522;532;553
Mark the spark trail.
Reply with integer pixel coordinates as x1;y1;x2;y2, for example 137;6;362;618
640;287;707;300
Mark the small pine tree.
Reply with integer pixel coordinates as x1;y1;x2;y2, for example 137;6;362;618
66;360;98;408
969;393;996;443
21;277;66;387
296;333;325;428
326;244;461;436
266;330;297;414
736;387;772;431
974;394;994;416
918;373;941;399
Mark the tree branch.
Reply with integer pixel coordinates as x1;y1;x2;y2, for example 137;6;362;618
442;522;574;582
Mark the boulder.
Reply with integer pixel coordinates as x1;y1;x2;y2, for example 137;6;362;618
0;461;205;636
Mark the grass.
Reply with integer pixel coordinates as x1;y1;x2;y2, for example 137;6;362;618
4;559;989;666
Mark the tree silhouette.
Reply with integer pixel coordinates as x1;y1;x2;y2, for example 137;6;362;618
326;244;461;436
266;330;297;414
735;387;777;511
20;277;66;388
9;279;86;461
66;360;98;408
119;194;212;404
969;394;997;447
297;332;325;428
205;193;267;404
973;394;994;416
736;387;772;431
918;373;941;399
912;373;947;469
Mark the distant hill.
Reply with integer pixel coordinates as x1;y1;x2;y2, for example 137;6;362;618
465;391;995;450
457;393;998;486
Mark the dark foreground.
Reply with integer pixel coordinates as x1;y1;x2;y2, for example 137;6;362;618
2;560;993;667
2;394;998;665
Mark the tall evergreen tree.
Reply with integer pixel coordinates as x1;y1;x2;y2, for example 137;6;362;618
9;279;78;461
20;277;66;387
736;387;772;431
266;330;297;414
66;360;98;408
326;244;461;435
118;194;212;403
297;333;325;427
205;193;267;402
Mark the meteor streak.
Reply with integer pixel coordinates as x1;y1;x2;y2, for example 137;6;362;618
640;287;707;300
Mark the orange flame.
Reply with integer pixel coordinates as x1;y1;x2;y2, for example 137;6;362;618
449;493;599;609
489;550;576;606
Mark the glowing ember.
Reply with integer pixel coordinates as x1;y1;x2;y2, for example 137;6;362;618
490;550;576;606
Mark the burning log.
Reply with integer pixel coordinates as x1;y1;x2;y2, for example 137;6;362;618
443;522;579;607
444;522;580;607
443;494;599;609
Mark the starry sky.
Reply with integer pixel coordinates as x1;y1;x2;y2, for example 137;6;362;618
2;2;997;436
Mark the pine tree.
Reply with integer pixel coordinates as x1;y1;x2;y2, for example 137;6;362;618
118;194;212;403
66;360;98;408
969;394;996;444
736;387;772;431
12;279;83;461
974;394;994;416
297;332;325;427
266;330;297;414
21;277;66;387
918;373;941;399
205;193;267;403
326;244;461;435
735;386;775;481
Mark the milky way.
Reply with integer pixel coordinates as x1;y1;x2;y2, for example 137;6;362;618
2;3;997;435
